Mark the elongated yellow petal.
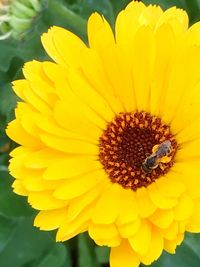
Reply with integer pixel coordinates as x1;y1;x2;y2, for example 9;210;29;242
150;208;174;229
117;188;138;225
186;199;200;233
92;183;121;224
34;208;67;230
67;183;105;221
53;169;106;200
173;194;194;221
129;220;152;255
118;219;141;239
141;228;163;265
148;183;177;209
42;26;86;68
40;133;99;155
132;26;155;111
43;157;101;180
88;222;121;247
56;205;92;241
136;187;156;218
110;240;140;267
28;191;68;210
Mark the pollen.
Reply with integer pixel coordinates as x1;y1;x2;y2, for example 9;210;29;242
99;111;178;190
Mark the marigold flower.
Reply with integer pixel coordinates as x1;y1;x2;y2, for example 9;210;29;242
6;1;200;266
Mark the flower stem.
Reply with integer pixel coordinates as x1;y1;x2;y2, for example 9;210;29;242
45;0;87;40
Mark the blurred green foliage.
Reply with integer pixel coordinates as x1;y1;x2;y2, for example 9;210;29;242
1;0;200;266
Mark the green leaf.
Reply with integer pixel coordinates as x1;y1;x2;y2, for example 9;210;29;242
0;171;33;218
183;0;200;24
0;83;18;123
71;0;115;25
184;233;200;259
142;0;186;10
95;246;110;264
0;215;16;253
0;217;56;267
43;0;87;41
109;0;132;17
31;243;71;267
150;234;200;267
0;41;19;72
78;233;100;267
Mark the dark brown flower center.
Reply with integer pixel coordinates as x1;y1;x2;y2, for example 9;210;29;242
99;111;177;190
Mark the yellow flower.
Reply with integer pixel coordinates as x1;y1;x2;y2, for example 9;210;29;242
6;1;200;266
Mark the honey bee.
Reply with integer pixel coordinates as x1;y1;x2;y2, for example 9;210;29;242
141;140;172;173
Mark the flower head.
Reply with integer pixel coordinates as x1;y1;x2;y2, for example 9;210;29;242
6;1;200;266
0;0;41;40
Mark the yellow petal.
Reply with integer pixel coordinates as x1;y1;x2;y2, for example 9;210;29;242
176;138;200;159
88;13;135;112
24;148;65;169
67;183;105;221
21;61;57;106
56;205;92;241
42;26;86;68
92;183;121;224
185;21;200;46
117;189;138;225
161;46;200;124
129;220;152;255
156;7;188;34
170;162;200;198
94;236;121;247
28;191;68;210
110;240;140;267
159;221;179;240
132;25;155;111
148;183;177;209
12;80;28;101
12;180;28;196
175;117;200;144
35;115;95;145
79;48;124;114
150;208;174;229
150;24;175;116
67;68;115;122
23;173;61;192
43;157;101;180
186;199;200;233
156;175;186;198
23;60;51;83
169;81;200;135
136;186;156;218
54;100;103;140
9;147;30;172
116;2;161;48
15;103;41;137
34;208;67;230
164;234;184;254
53;169;106;200
141;228;163;265
40;132;99;155
9;146;30;157
6;120;42;149
88;12;115;52
173;194;194;221
119;219;141;239
88;222;121;247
